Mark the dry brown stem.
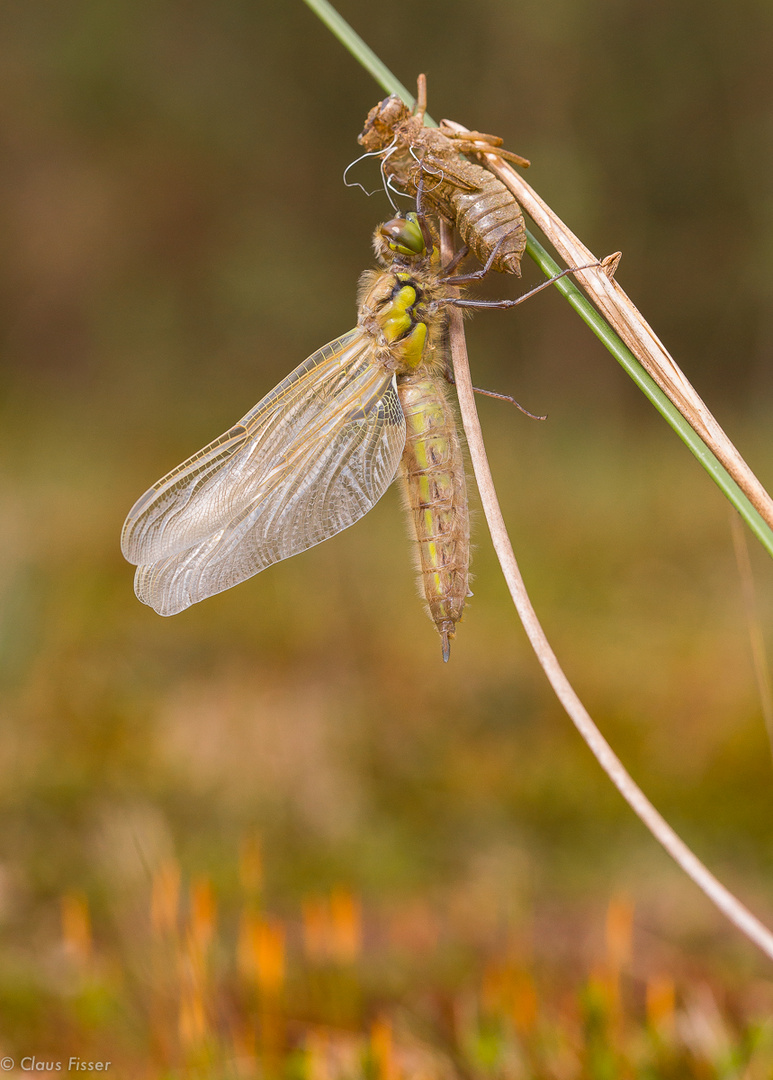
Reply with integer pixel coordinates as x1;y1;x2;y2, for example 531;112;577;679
440;218;773;964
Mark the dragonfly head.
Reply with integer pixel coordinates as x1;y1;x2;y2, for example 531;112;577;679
375;213;429;263
359;95;412;151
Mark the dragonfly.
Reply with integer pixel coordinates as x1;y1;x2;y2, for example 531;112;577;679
122;209;597;661
122;212;474;661
358;75;531;277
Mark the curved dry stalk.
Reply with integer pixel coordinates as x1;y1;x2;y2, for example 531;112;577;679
441;119;773;532
440;219;773;964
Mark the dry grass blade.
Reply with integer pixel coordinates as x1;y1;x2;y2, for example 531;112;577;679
441;119;773;532
440;218;773;965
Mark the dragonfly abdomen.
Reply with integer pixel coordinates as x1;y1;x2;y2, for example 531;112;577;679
449;173;526;276
397;373;470;662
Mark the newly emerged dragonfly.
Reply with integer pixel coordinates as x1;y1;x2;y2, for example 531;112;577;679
122;209;597;660
122;213;474;660
359;76;530;277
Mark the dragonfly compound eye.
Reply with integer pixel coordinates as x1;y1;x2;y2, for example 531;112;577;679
378;216;426;257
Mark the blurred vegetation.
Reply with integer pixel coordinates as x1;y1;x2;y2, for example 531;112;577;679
1;0;773;1072
4;856;773;1078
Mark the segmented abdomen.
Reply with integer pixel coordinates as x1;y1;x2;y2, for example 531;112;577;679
446;166;526;275
385;147;526;276
396;373;469;661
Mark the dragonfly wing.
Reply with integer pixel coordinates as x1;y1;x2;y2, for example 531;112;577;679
123;330;406;615
123;329;368;565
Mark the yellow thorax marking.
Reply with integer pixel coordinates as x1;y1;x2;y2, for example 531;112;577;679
379;278;427;369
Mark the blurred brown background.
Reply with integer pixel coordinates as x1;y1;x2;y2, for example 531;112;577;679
1;0;773;1057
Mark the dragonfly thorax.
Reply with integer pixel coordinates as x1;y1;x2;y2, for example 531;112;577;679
357;268;437;374
357;214;446;375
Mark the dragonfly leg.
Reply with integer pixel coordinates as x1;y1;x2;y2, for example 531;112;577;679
437;121;531;168
441;233;510;285
413;171;436;258
442;261;602;309
442;242;470;276
443;363;546;420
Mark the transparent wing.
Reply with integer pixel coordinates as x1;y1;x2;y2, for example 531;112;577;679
122;328;406;615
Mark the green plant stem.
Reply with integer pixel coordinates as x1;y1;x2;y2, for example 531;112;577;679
301;0;416;107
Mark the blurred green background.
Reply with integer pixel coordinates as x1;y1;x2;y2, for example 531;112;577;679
2;0;773;1067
